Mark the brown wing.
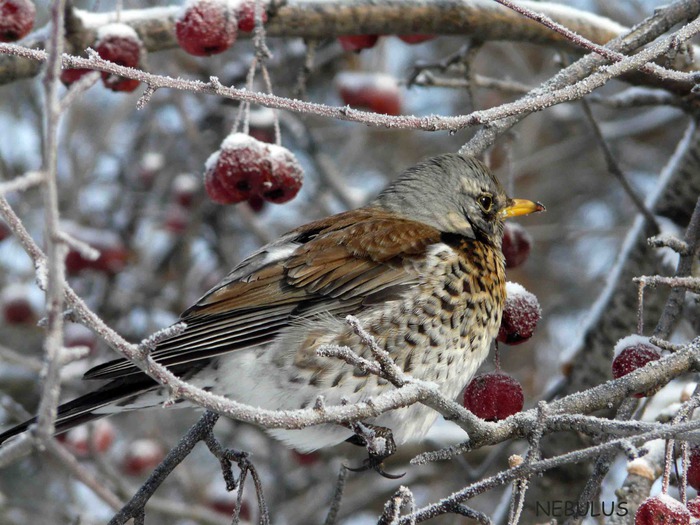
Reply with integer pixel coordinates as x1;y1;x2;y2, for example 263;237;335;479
84;208;441;380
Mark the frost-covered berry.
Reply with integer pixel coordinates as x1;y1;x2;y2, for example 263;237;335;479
62;222;129;275
338;35;380;52
497;282;541;345
397;34;435;44
60;68;94;87
687;497;700;518
204;157;241;204
1;284;35;325
248;107;276;144
63;420;115;457
463;371;524;421
261;145;303;204
209;134;270;202
172;173;198;208
612;335;662;398
635;494;690;525
236;0;268;32
176;0;237;56
0;0;35;42
336;72;401;116
95;23;143;92
122;439;165;476
502;222;533;269
687;447;700;491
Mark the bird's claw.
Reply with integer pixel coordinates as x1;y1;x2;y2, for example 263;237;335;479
345;458;405;479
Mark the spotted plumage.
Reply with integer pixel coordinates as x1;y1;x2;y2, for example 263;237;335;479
0;154;543;454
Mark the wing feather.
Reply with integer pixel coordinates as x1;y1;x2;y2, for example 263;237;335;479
84;209;441;381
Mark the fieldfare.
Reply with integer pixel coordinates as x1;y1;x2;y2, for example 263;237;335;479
0;153;543;468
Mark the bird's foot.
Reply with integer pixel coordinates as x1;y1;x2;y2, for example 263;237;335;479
344;423;404;479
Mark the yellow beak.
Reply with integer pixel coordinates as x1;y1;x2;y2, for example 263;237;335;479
500;198;546;219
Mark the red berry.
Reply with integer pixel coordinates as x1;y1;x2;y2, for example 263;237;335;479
64;323;97;355
122;439;165;476
236;0;268;32
247;194;265;213
63;420;115;457
635;495;690;525
248;107;276;144
204;482;252;519
463;371;524;422
261;145;303;204
292;450;321;466
397;34;435;44
0;220;10;242
497;282;541;345
687;497;700;518
60;68;94;86
502;222;533;268
338;35;380;52
205;133;270;204
204;156;241;205
1;285;35;325
336;72;402;116
687;447;700;491
62;222;129;275
612;336;662;398
163;204;190;234
176;0;237;56
95;24;143;92
0;0;35;42
172;173;198;208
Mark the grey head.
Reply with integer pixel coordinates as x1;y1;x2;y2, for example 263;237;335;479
372;154;509;246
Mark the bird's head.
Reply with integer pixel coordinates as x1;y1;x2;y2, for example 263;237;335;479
374;154;544;246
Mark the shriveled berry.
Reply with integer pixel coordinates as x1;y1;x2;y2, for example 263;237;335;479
336;72;401;115
237;0;268;32
0;0;35;42
261;145;303;204
612;335;662;398
502;222;533;268
95;24;142;92
463;371;524;422
176;0;237;56
497;282;541;345
397;34;435;44
687;497;700;518
338;35;380;52
635;494;690;525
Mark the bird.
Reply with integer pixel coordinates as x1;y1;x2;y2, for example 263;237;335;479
0;153;543;470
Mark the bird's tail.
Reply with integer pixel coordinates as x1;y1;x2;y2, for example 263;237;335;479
0;377;155;446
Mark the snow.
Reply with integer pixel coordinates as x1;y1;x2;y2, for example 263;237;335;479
96;22;139;43
75;7;180;29
221;132;263;151
173;173;198;194
613;334;659;359
335;71;400;93
204;149;221;171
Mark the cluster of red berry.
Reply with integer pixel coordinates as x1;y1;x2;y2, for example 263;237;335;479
176;0;268;56
462;228;540;422
204;133;303;207
636;493;697;524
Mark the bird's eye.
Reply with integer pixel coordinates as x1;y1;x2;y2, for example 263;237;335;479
478;194;493;212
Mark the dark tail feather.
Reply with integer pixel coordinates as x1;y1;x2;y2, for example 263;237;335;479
0;376;156;446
